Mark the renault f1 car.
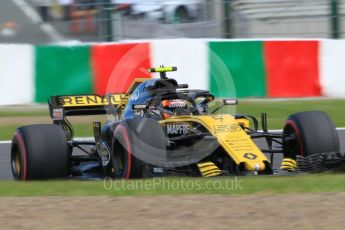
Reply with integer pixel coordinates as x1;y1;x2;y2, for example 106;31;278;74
10;67;345;180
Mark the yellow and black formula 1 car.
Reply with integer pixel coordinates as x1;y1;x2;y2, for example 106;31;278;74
10;67;345;180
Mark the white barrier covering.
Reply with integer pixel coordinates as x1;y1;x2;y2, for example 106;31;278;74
151;39;209;90
0;45;34;105
320;39;345;97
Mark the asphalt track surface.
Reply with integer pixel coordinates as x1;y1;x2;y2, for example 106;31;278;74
0;1;51;44
1;130;345;180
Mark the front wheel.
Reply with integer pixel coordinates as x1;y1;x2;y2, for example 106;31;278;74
283;111;339;158
108;118;167;179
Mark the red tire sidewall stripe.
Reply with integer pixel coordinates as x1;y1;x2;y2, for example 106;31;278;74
116;125;132;179
14;132;27;180
285;120;304;156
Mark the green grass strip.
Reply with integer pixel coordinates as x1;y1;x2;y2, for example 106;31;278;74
0;174;344;196
220;99;345;129
0;124;94;140
0;110;48;117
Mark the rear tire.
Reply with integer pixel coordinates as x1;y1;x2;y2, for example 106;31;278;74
11;124;70;180
283;111;339;158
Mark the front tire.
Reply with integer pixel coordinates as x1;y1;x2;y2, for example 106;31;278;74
11;124;70;180
109;118;167;179
283;111;339;158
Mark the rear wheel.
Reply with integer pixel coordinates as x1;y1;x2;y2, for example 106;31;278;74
11;124;70;180
283;111;339;158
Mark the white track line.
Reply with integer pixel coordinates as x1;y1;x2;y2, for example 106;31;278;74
1;128;345;144
0;141;11;144
0;137;94;144
265;127;345;132
11;0;64;42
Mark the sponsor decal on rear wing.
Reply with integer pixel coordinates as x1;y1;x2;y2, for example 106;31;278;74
58;94;126;107
49;94;128;118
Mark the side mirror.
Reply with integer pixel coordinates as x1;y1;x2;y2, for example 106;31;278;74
223;99;238;105
211;98;238;114
132;104;148;110
178;84;189;89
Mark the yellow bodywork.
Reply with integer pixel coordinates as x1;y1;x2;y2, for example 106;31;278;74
161;114;269;172
197;162;222;177
235;118;250;130
280;158;297;172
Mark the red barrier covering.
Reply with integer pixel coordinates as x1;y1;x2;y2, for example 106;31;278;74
91;43;152;95
264;41;321;97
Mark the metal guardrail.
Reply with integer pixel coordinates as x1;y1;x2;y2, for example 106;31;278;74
0;0;344;44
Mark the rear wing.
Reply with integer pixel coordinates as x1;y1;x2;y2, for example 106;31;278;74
48;94;128;119
48;78;151;119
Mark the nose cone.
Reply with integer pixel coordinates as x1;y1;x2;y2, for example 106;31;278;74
244;161;266;172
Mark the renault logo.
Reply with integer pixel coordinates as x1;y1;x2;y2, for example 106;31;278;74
243;153;257;160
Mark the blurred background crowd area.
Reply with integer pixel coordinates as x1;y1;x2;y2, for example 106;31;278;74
0;0;345;44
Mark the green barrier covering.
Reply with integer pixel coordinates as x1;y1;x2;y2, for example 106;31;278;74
209;41;266;98
35;46;93;103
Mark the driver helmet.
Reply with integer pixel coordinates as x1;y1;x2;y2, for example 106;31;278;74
161;99;187;119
